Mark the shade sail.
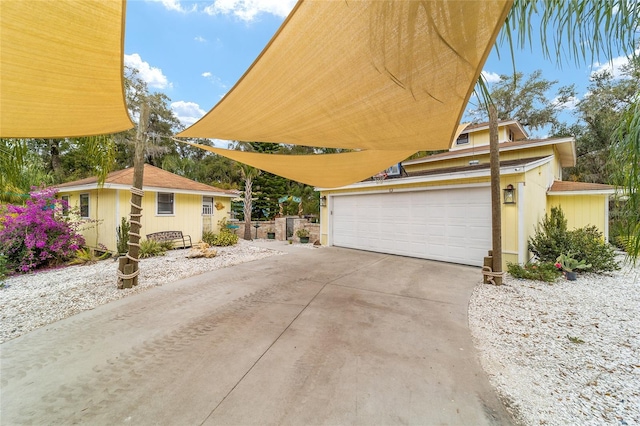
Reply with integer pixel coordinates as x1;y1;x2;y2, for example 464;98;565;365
0;0;133;138
178;0;511;154
177;142;415;188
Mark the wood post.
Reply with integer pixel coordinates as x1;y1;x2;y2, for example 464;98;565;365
489;105;503;285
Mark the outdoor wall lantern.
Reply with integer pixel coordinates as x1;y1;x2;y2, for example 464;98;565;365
320;196;327;207
503;184;516;204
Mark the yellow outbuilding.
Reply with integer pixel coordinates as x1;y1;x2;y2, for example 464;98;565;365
56;164;236;253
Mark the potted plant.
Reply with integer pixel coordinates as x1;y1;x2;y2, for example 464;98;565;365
555;252;591;280
296;228;310;243
266;227;276;240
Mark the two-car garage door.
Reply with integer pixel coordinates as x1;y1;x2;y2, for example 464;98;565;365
331;186;491;266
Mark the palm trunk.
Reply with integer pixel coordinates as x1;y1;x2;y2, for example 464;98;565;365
489;105;503;284
118;102;149;288
243;176;253;240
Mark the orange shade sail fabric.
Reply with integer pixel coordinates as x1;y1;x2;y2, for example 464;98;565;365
0;0;133;138
177;0;512;187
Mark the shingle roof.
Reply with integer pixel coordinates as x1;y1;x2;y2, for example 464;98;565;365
548;181;615;193
56;164;236;195
402;157;546;178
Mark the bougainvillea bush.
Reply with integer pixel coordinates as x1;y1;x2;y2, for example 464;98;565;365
0;188;84;273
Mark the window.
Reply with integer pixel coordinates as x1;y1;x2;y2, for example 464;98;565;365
157;192;174;215
80;194;89;218
202;196;213;215
455;133;469;146
61;195;70;216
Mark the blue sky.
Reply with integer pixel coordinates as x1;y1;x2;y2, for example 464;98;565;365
124;0;636;142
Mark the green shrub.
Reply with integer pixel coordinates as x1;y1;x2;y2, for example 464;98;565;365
567;226;618;273
528;207;571;262
529;206;619;273
158;240;175;251
69;247;111;265
202;231;217;246
116;217;130;254
139;239;167;258
0;253;7;282
210;231;238;247
202;219;239;247
507;261;561;282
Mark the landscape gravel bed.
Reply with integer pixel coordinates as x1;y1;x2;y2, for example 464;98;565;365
0;240;284;343
469;262;640;425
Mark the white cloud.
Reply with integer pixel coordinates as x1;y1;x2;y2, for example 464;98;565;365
201;72;227;89
203;0;296;22
171;101;206;126
194;35;207;43
591;48;640;79
481;70;501;84
149;0;196;13
124;53;172;90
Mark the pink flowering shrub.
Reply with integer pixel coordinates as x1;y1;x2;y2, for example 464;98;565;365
0;188;84;273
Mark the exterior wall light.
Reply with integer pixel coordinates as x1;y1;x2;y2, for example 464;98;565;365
503;184;516;204
320;196;327;207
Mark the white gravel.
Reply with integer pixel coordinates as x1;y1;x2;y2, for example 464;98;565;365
3;243;638;425
469;262;640;426
0;240;284;343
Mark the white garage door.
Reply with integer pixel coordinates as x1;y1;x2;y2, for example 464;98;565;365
331;186;491;266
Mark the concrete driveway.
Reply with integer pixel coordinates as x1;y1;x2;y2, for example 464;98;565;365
1;245;513;425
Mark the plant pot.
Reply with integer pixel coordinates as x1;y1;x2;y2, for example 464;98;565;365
299;236;309;244
267;232;275;240
565;271;577;281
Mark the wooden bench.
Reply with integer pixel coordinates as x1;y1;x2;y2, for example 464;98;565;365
146;231;192;249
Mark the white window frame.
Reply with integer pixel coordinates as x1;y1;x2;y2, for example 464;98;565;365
61;195;70;216
202;196;213;215
455;133;469;146
156;192;175;215
79;193;89;218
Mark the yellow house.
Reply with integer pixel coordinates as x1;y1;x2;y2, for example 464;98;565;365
318;120;615;268
56;164;236;253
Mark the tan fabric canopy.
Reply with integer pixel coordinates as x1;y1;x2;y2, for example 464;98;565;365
178;141;415;188
178;0;511;187
0;0;133;138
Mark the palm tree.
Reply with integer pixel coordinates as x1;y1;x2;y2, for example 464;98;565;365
238;163;261;240
483;0;640;260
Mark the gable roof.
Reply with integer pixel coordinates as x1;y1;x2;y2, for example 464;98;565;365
459;119;528;139
56;164;236;197
547;180;615;195
403;136;576;167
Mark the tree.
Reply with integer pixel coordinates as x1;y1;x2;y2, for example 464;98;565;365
478;0;640;261
467;70;576;133
561;58;640;184
238;163;261;240
0;139;53;203
114;67;183;170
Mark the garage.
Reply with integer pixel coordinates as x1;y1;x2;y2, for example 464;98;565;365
330;186;491;266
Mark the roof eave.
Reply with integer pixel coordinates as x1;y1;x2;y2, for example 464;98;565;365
317;159;548;192
56;183;235;197
547;190;615;196
403;136;575;166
